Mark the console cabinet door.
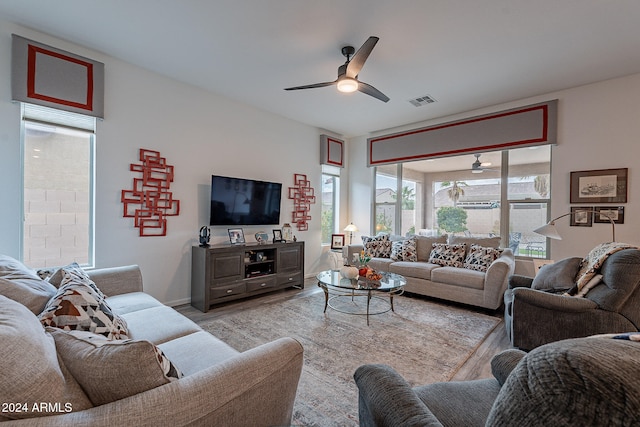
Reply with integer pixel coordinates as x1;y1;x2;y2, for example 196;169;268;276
210;252;243;281
278;244;303;273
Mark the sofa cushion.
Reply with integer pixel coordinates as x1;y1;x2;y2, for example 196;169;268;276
389;261;441;280
121;305;202;345
362;234;392;258
0;254;57;314
367;257;394;272
391;237;417;262
415;235;447;261
158;330;239;376
531;257;581;291
48;328;182;406
429;243;466;268
431;266;485;290
463;244;502;272
106;291;165;315
39;268;129;340
0;295;92;419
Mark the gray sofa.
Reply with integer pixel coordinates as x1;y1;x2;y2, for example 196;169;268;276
0;261;304;426
344;235;514;310
504;248;640;351
354;335;640;426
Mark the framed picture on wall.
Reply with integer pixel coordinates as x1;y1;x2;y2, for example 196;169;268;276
570;207;592;227
570;168;628;204
594;206;625;224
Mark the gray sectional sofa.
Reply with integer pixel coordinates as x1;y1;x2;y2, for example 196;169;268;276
0;258;303;426
344;235;515;310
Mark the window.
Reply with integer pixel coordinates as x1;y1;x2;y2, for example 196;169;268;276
22;104;96;268
374;146;551;257
321;165;341;244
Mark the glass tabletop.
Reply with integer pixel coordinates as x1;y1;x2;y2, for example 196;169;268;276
316;269;406;291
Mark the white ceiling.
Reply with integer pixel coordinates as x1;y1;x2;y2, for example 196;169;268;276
2;1;640;138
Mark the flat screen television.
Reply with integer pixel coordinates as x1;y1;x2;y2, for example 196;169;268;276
209;175;282;226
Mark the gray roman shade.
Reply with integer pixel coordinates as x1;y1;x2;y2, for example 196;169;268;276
367;100;557;167
320;134;344;167
12;34;104;118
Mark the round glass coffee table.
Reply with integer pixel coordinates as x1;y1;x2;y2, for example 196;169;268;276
316;270;406;325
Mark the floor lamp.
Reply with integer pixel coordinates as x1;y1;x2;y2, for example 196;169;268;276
533;209;616;242
344;222;358;245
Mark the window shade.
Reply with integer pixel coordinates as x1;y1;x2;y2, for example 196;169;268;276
23;103;96;133
12;34;104;118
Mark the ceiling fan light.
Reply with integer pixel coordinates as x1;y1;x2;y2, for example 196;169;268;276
337;77;358;93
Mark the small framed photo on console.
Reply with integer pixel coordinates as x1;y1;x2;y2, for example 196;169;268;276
228;228;245;244
273;229;283;243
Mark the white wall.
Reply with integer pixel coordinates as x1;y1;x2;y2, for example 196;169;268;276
346;73;640;261
0;21;332;305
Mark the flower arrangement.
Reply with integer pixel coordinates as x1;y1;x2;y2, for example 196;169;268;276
358;250;371;266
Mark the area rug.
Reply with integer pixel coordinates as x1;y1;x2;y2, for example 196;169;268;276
195;292;500;426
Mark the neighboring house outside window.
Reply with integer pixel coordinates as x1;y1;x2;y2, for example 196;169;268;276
21;104;96;268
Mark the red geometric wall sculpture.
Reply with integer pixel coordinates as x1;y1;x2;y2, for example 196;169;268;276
121;149;180;236
288;173;316;231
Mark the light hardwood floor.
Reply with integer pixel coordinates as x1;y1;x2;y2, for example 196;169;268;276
177;276;512;382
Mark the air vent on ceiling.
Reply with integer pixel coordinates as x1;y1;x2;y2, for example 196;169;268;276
408;94;437;107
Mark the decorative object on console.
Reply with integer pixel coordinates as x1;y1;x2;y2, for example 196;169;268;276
570;168;628;204
534;208;616;242
282;223;293;241
273;229;284;243
344;222;358;244
288;174;316;231
121;149;180;237
228;228;245;244
254;231;269;244
199;226;210;247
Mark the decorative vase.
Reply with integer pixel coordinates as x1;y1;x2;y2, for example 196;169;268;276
340;265;359;279
282;223;293;241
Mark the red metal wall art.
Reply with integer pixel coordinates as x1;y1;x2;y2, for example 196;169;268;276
288;173;315;231
121;149;180;236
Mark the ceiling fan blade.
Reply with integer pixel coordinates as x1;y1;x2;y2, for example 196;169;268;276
284;81;336;91
346;36;379;78
358;81;390;102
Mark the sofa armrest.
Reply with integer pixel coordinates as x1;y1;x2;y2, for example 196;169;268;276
87;265;143;296
354;364;444;427
343;244;364;266
490;349;526;386
3;337;304;427
508;274;534;289
482;252;515;308
509;287;598;312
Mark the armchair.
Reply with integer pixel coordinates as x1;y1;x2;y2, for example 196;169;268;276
504;248;640;351
354;336;640;427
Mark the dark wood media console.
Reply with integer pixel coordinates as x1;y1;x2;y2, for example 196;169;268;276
191;241;304;312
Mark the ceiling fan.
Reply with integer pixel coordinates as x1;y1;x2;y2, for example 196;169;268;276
284;36;389;102
471;154;495;173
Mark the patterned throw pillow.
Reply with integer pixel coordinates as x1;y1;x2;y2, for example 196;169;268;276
429;243;466;267
574;242;637;291
39;268;128;340
48;328;182;406
390;237;417;262
463;244;502;272
362;234;391;258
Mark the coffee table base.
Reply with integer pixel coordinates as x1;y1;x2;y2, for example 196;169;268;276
318;284;403;326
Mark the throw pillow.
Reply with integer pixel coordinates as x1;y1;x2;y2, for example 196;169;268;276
39;268;128;340
463;244;502;272
48;328;183;406
531;257;582;291
574;242;637;291
0;254;58;315
362;234;391;258
0;296;92;419
574;274;603;297
429;243;466;267
390;237;417;262
415;235;448;262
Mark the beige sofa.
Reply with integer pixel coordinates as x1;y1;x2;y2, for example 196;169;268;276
0;260;303;426
344;235;514;310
